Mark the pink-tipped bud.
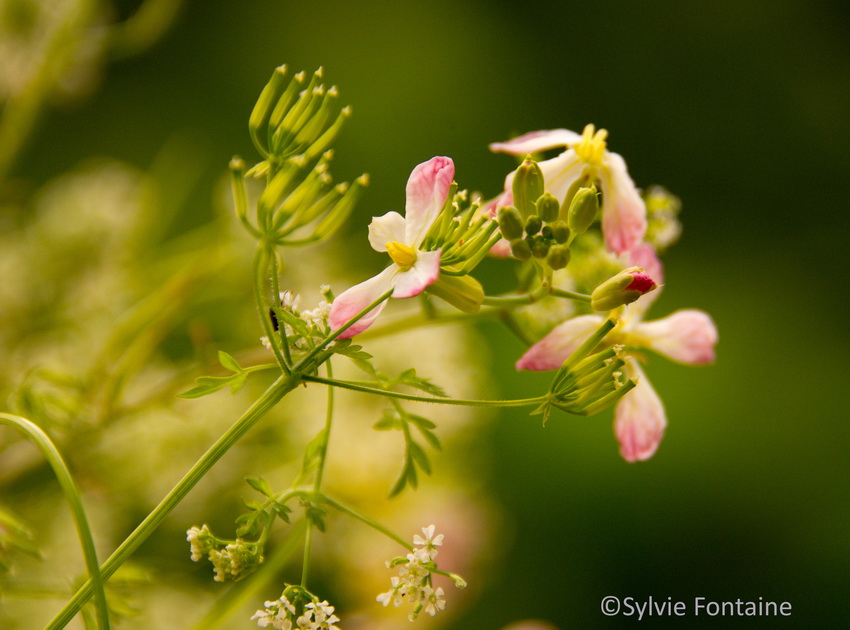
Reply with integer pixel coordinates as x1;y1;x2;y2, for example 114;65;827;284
591;266;657;311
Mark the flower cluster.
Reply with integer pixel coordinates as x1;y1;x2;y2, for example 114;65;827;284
377;525;463;621
251;592;340;630
186;525;263;582
487;125;717;460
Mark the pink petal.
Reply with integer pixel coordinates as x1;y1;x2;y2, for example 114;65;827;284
368;211;407;252
624;244;664;315
599;152;647;254
328;266;397;338
489;129;582;155
634;309;718;364
615;365;667;462
489;238;512;258
404;156;454;248
392;249;441;298
516;315;605;371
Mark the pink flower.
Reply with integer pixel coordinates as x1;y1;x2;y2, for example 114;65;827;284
515;280;717;460
329;156;454;337
490;125;646;254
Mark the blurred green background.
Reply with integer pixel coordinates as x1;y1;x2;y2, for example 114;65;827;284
6;0;850;627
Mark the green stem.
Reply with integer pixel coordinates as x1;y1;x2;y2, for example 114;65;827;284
45;373;302;629
0;414;110;630
301;360;334;588
550;287;593;303
481;281;592;307
254;247;291;373
320;495;412;551
302;375;545;408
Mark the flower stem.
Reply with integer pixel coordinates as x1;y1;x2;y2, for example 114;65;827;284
254;246;291;373
302;375;545;408
320;494;412;551
0;414;110;630
45;373;302;629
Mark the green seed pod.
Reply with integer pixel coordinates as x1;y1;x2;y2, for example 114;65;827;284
546;244;571;270
512;156;545;218
510;238;532;260
530;235;550;259
497;206;525;240
537;192;560;223
568;185;600;235
524;214;543;236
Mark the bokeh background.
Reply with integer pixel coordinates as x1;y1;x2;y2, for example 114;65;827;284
3;0;849;628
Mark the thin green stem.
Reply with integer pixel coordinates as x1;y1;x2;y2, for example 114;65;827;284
302;375;545;408
302;360;334;588
320;495;412;551
254;247;291;374
266;244;295;367
550;287;593;303
46;373;302;629
0;414;110;630
360;308;500;340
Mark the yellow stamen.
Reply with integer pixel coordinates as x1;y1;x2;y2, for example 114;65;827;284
386;241;417;270
574;123;609;165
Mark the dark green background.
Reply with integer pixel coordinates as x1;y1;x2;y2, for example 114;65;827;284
17;1;850;627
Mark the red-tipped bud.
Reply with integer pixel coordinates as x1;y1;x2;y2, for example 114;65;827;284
591;266;657;311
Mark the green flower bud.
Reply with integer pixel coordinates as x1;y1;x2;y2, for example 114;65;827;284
510;238;532;260
551;220;570;244
541;225;553;240
426;274;484;313
524;215;542;236
512;156;545;218
546;244;571;270
530;235;550;259
567;185;600;235
537;192;560;223
590;266;658;311
497;206;524;240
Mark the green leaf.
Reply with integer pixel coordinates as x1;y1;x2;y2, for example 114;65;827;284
416;426;442;451
177;377;231;399
408;440;432;475
306;505;327;532
229;372;247;395
301;429;327;475
218;351;243;373
392;368;448;397
245;476;273;497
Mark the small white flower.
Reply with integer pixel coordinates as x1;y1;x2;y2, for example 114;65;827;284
186;525;211;562
421;585;446;617
412;524;444;562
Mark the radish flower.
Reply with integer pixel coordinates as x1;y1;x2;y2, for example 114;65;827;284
329;156;454;337
490;124;646;254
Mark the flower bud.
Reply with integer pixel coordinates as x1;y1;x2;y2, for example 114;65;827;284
512;156;544;218
524;214;542;236
426;274;484;313
497;206;524;240
510;238;532;260
551;220;570;244
537;192;560;223
530;235;550;259
591;266;657;311
567;185;599;235
546;244;571;270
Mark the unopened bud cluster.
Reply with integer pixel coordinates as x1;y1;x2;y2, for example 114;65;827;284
498;156;601;270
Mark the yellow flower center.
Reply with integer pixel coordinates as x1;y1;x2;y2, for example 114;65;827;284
573;123;608;166
386;241;417;270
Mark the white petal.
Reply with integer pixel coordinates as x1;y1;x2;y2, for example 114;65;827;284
516;315;605;371
392;249;441;298
615;363;666;462
599;151;647;254
489;129;583;155
404;156;454;247
632;309;718;364
328;266;397;338
368;211;407;252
